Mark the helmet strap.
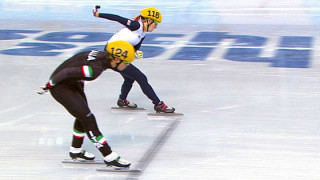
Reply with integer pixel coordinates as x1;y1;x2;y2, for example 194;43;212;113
147;23;151;32
144;19;154;32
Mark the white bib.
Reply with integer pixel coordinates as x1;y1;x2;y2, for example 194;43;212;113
108;20;145;46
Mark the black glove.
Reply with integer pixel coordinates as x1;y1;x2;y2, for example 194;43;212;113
37;81;55;95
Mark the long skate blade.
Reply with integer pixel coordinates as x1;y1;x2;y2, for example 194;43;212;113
97;167;141;173
111;107;146;110
147;112;184;116
62;159;104;164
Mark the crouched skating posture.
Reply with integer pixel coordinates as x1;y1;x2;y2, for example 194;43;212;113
93;6;175;113
38;41;135;168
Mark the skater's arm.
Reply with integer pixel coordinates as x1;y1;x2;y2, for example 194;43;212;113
96;13;141;31
47;66;101;88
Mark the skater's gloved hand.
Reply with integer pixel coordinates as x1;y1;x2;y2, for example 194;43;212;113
135;50;143;60
92;5;100;17
37;86;49;95
37;80;55;95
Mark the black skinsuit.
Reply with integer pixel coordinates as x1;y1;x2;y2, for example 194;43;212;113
48;50;112;156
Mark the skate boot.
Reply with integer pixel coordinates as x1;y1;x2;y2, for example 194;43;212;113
154;101;175;113
104;152;131;168
69;147;95;160
117;98;137;108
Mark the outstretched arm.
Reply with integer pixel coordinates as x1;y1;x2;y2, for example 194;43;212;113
93;7;140;31
37;66;91;94
38;65;99;94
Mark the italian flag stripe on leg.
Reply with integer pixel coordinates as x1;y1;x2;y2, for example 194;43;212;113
81;65;93;77
97;135;107;145
73;129;85;139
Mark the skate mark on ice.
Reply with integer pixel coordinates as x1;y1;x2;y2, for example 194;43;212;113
126;119;181;179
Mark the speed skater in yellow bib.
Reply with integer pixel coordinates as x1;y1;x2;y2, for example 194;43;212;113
93;6;175;113
38;41;135;168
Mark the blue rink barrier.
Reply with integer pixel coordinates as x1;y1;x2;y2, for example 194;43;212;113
0;30;313;68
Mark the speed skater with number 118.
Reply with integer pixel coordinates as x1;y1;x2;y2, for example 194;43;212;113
93;6;175;113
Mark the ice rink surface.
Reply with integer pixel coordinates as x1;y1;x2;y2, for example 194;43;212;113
1;0;320;179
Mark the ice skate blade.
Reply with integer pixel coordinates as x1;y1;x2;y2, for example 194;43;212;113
97;167;141;172
111;107;146;110
62;159;104;164
148;112;184;116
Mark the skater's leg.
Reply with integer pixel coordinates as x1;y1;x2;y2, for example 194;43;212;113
71;81;88;148
116;74;137;108
69;119;95;160
119;74;134;101
71;119;85;148
120;64;160;105
50;84;112;157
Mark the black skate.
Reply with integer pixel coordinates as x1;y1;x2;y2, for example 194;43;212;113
104;152;131;168
69;149;95;160
117;98;137;108
154;101;175;113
